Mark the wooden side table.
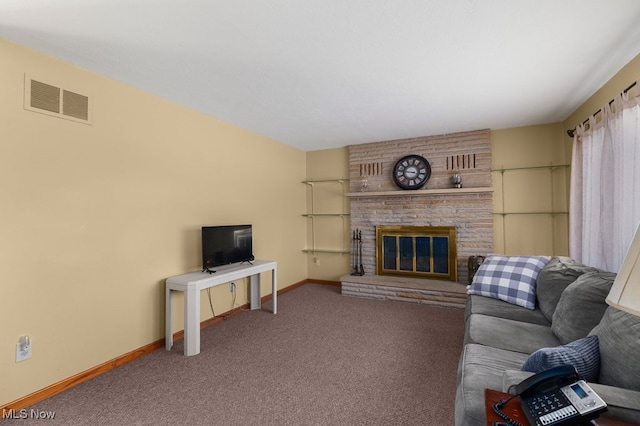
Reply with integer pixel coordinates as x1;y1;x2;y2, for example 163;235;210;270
485;388;529;425
485;388;639;426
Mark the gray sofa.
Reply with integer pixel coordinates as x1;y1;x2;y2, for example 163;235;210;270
455;256;640;425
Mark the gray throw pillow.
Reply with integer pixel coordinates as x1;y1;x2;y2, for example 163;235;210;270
551;271;616;344
536;257;601;322
589;307;640;391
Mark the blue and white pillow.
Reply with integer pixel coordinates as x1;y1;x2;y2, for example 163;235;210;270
467;255;550;309
522;335;601;382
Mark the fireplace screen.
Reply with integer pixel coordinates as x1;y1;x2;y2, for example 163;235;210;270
376;225;457;281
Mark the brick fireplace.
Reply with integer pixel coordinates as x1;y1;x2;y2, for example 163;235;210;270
340;129;493;307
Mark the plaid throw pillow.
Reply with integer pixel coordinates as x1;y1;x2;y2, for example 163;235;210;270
522;335;600;382
467;255;550;309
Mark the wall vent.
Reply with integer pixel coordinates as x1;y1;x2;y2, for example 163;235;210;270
24;75;92;124
359;162;384;176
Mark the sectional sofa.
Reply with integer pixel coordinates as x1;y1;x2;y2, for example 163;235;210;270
455;256;640;425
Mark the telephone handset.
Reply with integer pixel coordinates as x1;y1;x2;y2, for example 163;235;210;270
493;365;607;426
515;364;579;398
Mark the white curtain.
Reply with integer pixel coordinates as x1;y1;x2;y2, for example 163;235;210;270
570;86;640;272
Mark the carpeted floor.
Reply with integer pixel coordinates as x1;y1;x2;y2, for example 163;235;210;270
2;283;465;425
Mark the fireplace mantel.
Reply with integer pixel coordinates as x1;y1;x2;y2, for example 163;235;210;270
345;187;493;198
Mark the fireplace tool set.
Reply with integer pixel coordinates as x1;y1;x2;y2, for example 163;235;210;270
350;229;365;276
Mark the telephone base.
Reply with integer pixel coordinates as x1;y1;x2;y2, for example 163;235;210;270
484;388;632;426
521;380;606;426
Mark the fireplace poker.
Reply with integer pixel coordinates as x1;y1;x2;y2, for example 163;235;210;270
358;230;365;276
351;229;357;275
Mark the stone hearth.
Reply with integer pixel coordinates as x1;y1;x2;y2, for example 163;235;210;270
341;274;468;308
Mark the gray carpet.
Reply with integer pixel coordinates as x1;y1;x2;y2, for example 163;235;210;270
3;284;465;425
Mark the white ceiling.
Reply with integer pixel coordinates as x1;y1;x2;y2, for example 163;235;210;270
2;1;640;151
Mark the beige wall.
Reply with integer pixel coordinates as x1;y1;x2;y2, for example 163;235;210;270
491;123;569;255
0;38;307;406
304;147;351;280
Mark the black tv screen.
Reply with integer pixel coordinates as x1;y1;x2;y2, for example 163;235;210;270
202;225;253;271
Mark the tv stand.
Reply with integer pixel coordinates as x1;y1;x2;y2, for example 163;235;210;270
202;268;216;274
165;260;277;356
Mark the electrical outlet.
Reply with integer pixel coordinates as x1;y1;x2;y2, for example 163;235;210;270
15;336;32;363
230;282;236;292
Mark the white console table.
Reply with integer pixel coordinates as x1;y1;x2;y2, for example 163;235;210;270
165;259;277;356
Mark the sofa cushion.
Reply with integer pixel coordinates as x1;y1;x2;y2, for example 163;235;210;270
467;255;550;309
551;271;616;344
536;256;601;322
522;335;600;382
455;343;529;426
465;294;550;326
465;314;561;354
589;307;640;391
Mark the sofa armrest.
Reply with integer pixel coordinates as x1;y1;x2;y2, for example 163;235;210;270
501;370;534;394
588;383;640;423
501;370;640;423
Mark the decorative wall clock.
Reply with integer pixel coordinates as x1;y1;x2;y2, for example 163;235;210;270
392;154;431;190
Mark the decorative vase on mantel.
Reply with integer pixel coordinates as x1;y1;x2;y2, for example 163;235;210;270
452;172;462;188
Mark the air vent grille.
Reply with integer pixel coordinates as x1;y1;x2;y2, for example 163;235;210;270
24;75;92;124
62;90;89;121
30;80;60;113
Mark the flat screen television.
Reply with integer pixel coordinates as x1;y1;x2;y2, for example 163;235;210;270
201;225;253;272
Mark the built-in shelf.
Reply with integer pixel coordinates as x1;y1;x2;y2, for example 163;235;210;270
345;187;493;197
302;248;350;254
301;178;349;184
493;212;569;215
493;163;569;254
302;178;350;256
491;164;571;172
302;213;350;217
